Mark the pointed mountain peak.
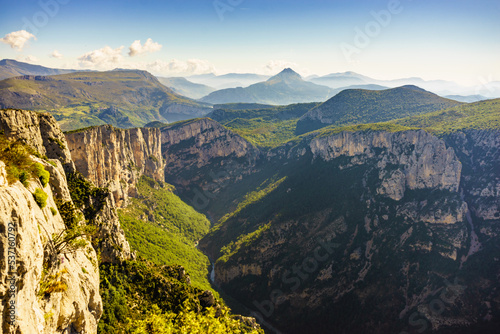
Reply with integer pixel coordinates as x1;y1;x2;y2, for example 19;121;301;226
267;68;302;83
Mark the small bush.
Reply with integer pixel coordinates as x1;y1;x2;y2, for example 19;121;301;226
34;163;50;187
38;268;68;297
33;188;48;208
19;170;30;187
50;207;57;216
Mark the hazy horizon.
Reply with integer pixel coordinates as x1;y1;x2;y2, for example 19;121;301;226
0;0;499;86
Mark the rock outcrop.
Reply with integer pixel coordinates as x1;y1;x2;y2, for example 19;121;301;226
201;129;495;334
310;130;462;197
444;130;500;221
160;118;261;212
0;109;74;170
0;153;102;333
0;109;140;333
66;125;164;207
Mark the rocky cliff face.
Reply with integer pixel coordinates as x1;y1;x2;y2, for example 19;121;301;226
65;125;164;208
200;129;499;333
0;151;102;333
444;130;499;221
0;109;74;171
160;118;261;213
0;109;140;333
309;130;462;199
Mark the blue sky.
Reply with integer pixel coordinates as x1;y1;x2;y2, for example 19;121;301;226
0;0;499;85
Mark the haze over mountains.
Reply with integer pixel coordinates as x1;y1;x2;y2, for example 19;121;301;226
200;68;334;105
157;77;215;99
0;59;81;80
1;55;499;334
0;66;210;130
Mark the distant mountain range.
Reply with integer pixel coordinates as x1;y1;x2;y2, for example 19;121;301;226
199;68;334;105
443;94;490;103
296;85;462;134
310;71;500;99
0;59;81;80
157;77;215;99
309;71;375;88
187;73;270;89
0;69;210;131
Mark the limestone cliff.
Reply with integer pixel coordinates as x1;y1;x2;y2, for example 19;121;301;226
65;125;164;208
0;109;74;171
444;130;500;221
201;129;497;333
309;130;463;211
160;118;261;212
0;155;102;333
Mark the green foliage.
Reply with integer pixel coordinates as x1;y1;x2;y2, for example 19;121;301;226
38;268;68;297
66;171;109;223
0;70;208;131
18;169;30;187
98;260;263;334
0;134;38;186
0;135;54;188
51;224;96;256
209;103;319;148
315;122;416;138
34;162;50;187
295;86;461;134
218;224;270;264
118;176;212;290
126;303;261;334
218;176;287;226
226;118;299;148
33;188;48;208
391;98;500;134
54;198;79;228
50;207;57;216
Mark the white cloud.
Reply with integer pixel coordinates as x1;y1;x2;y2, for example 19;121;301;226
78;46;124;68
16;55;38;63
146;59;216;76
0;30;36;51
128;38;162;57
51;50;63;59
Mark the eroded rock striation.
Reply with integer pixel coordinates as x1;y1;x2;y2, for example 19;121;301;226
199;128;499;334
0;109;74;170
0;109;135;333
0;155;102;333
309;130;462;200
65;125;164;207
160;118;261;212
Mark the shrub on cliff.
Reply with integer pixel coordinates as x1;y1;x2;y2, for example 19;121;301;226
0;134;51;187
34;162;50;187
33;188;48;208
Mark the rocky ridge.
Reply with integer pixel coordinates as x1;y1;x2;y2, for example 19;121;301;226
0;110;102;333
65;125;164;208
0;109;133;333
309;130;462;199
198;128;499;333
160;118;261;206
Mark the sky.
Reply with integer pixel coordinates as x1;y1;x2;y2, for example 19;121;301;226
0;0;499;86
